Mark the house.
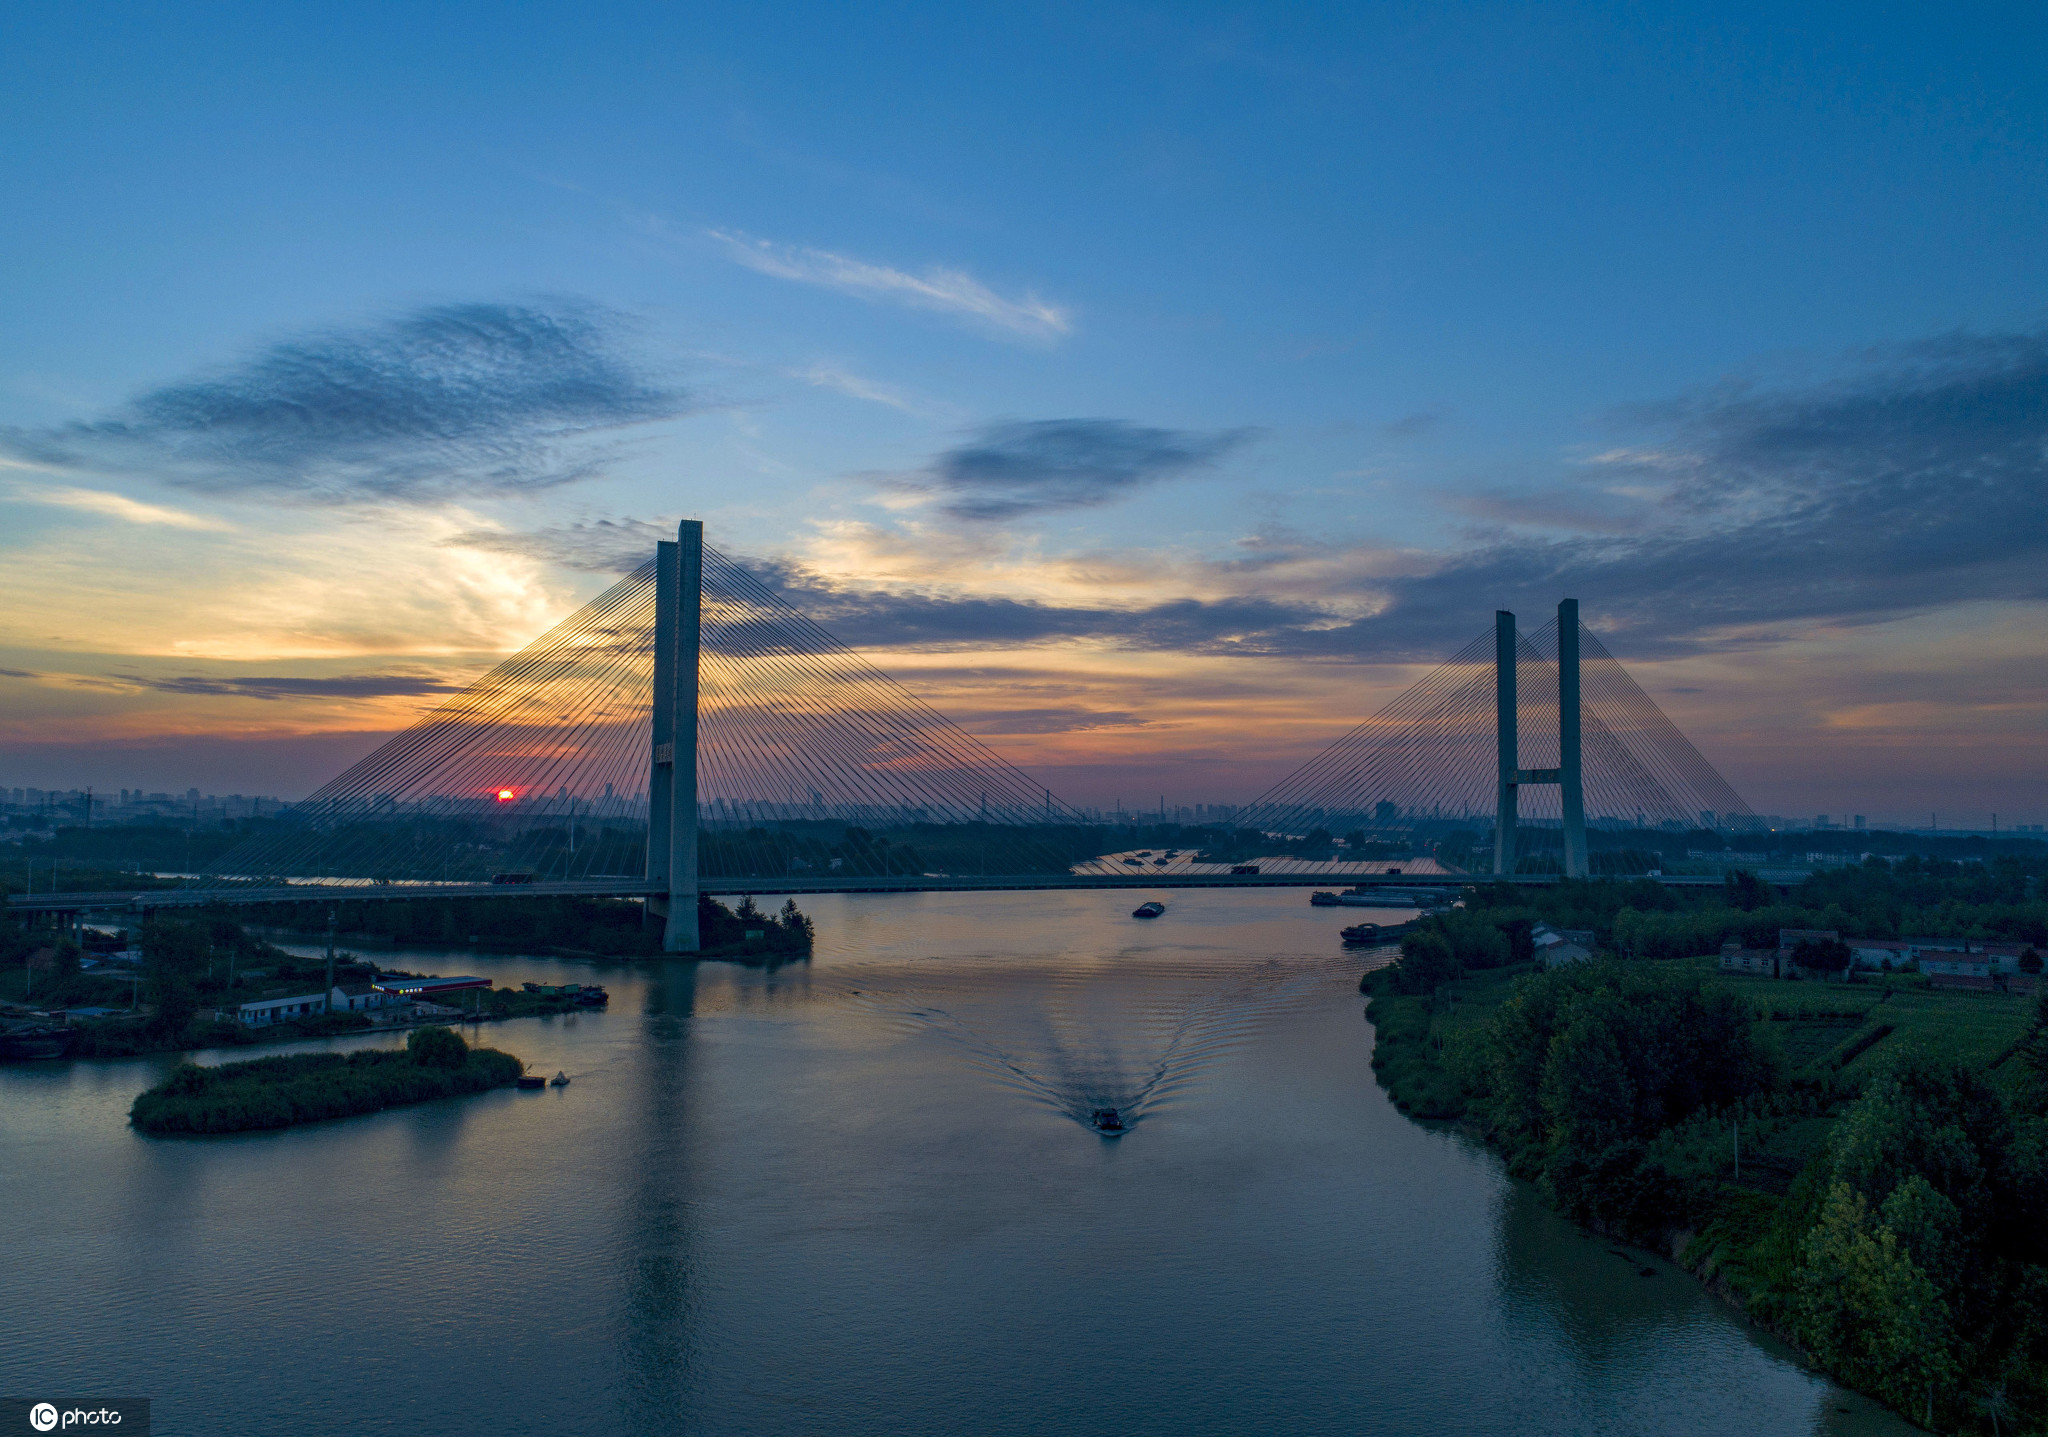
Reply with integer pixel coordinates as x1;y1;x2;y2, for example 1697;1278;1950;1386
330;982;405;1015
1533;924;1593;968
237;992;329;1027
1719;941;1779;977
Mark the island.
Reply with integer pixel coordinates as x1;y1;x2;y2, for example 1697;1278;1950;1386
129;1025;522;1135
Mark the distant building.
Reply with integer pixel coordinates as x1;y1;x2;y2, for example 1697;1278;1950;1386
238;992;329;1026
1719;941;1779;977
1533;924;1593;968
330;983;405;1014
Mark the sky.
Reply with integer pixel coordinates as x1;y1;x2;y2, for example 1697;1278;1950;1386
2;1;2045;825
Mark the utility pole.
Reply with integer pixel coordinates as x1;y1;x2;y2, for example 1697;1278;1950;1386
324;908;337;1018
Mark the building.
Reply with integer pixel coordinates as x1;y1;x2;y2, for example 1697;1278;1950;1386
1719;941;1779;977
238;992;329;1026
330;983;406;1015
1533;924;1594;968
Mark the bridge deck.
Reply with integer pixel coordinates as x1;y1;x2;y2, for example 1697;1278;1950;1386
7;870;1722;913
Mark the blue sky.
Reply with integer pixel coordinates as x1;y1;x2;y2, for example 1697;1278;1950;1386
2;2;2045;821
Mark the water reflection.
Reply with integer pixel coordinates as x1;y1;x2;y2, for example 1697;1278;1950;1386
0;890;1914;1436
619;961;699;1436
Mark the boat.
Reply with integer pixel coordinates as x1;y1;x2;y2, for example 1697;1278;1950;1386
549;1071;570;1087
1131;901;1165;919
515;1074;546;1090
1340;923;1382;945
1309;891;1342;906
1090;1107;1127;1135
1337;888;1437;908
0;1023;76;1062
573;985;609;1006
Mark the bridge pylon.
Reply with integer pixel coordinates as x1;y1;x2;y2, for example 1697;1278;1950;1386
1494;599;1589;880
646;520;703;951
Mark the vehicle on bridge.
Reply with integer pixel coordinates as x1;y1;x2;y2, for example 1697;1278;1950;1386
489;872;535;885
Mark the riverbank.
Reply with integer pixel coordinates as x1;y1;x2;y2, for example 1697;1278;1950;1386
130;1026;522;1134
1363;951;2048;1432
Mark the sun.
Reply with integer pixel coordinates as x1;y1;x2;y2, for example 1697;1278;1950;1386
496;788;515;802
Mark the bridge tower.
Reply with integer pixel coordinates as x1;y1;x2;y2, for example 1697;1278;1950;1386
1493;599;1590;879
646;520;703;952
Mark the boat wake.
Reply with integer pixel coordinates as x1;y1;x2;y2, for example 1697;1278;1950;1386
837;954;1343;1133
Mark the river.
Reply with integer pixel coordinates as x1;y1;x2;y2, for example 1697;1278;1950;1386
1;889;1910;1435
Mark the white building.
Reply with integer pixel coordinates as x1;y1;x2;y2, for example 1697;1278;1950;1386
237;992;329;1026
330;982;405;1014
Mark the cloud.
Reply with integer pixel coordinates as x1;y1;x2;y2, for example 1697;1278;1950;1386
791;364;922;414
0;300;689;505
732;331;2048;664
121;673;464;701
905;419;1254;521
709;230;1071;341
0;668;38;679
14;484;234;530
446;518;667;574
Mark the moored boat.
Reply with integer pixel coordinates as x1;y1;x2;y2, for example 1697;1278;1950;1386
1340;923;1382;944
516;1074;546;1090
1309;891;1342;906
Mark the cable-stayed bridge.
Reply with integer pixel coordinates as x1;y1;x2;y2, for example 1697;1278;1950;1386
12;523;1751;944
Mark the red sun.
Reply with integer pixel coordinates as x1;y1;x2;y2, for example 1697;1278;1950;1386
495;788;515;802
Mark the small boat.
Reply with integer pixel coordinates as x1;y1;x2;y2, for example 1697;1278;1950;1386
1090;1108;1127;1135
1341;923;1383;944
1131;901;1165;919
549;1071;570;1087
516;1074;546;1090
1309;891;1342;906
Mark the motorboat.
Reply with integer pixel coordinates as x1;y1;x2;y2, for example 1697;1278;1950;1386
1090;1108;1127;1135
549;1071;570;1087
515;1074;546;1090
1131;901;1166;919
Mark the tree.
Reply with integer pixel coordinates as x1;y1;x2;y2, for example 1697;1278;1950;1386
2021;948;2043;976
1790;937;1853;978
1389;929;1462;995
407;1025;468;1069
139;919;208;1035
1724;869;1771;911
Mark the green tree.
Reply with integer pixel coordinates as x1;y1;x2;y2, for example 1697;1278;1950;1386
1725;868;1771;911
1794;1181;1959;1417
1389;929;1462;995
407;1025;468;1069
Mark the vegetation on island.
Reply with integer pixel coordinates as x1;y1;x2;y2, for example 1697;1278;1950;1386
1363;854;2048;1434
235;891;814;960
130;1025;522;1134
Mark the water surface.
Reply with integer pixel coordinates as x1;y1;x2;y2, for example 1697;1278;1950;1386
1;889;1906;1434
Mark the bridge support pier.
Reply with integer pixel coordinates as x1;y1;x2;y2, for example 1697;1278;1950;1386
1559;598;1588;880
1494;610;1518;876
1494;600;1590;880
646;520;703;953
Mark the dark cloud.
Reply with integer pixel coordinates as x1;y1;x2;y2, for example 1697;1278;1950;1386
2;301;688;504
908;418;1253;520
126;674;462;700
0;668;39;679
